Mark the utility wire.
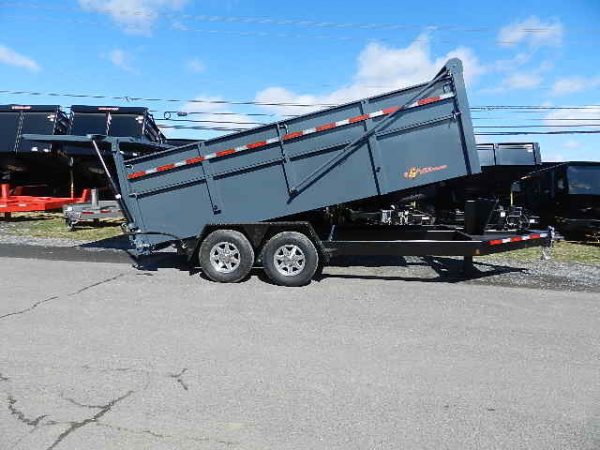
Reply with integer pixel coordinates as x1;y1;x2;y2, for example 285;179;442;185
158;125;247;132
3;2;588;35
155;118;266;126
2;89;599;112
160;110;284;118
471;105;600;111
471;117;600;121
156;118;600;128
157;124;600;136
475;130;600;135
0;89;336;108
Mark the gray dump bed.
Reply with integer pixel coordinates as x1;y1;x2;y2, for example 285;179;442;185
28;58;480;251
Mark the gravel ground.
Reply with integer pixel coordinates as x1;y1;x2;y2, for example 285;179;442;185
0;227;598;293
472;257;600;292
327;254;600;293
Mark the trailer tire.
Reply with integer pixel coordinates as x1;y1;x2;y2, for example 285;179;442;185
199;229;255;283
261;232;319;287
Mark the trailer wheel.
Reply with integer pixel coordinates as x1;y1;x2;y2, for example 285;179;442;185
261;232;319;287
199;229;255;283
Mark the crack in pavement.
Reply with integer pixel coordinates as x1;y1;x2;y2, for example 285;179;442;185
7;395;47;427
60;394;106;410
0;296;60;321
168;368;189;391
95;422;239;447
46;390;134;450
0;273;125;321
71;274;125;296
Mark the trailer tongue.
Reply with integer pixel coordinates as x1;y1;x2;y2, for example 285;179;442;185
25;58;551;286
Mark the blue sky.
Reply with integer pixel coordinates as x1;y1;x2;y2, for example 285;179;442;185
0;0;599;161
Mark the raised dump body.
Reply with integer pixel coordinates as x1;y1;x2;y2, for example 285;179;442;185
66;105;164;155
26;59;551;286
118;58;478;249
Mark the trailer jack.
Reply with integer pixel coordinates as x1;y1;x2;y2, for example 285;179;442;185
541;226;556;261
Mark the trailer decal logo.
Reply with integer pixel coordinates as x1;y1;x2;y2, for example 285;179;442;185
403;164;448;179
128;93;455;180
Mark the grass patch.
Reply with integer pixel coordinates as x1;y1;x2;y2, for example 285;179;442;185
482;240;600;266
1;212;123;241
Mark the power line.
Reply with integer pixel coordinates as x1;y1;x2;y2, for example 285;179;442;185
2;89;600;112
156;117;600;128
0;89;336;108
158;125;600;136
155;118;264;126
160;110;283;118
474;124;600;128
4;13;580;46
475;130;600;136
4;2;589;36
472;105;600;111
471;117;600;121
3;7;592;47
158;124;247;132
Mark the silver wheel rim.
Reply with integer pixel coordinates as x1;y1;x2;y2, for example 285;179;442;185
209;241;241;274
273;244;305;277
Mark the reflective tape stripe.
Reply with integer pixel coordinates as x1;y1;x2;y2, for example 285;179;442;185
156;163;176;172
488;232;548;246
127;93;454;180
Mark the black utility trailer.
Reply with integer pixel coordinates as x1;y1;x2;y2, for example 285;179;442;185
517;161;600;239
66;105;165;190
0;104;70;189
26;59;551;286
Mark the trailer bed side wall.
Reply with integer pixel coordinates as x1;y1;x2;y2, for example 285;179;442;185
115;58;479;248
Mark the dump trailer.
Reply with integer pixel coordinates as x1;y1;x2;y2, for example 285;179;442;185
65;105;165;190
26;59;551;286
0;104;70;188
517;161;600;239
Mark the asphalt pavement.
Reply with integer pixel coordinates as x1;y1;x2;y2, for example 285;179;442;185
1;256;599;449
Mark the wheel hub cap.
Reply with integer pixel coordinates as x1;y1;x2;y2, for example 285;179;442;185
209;242;241;273
274;244;305;277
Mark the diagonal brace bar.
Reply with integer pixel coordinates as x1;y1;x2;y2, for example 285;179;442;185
290;70;448;196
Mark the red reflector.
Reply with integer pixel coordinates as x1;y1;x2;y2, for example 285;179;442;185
489;239;503;246
283;131;303;140
316;122;336;132
216;149;235;157
247;141;267;149
349;114;369;123
128;171;146;180
156;163;175;172
418;96;441;106
511;236;523;242
529;233;541;239
82;211;94;215
185;156;204;165
382;106;400;115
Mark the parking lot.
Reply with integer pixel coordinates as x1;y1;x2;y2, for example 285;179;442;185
1;255;599;449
